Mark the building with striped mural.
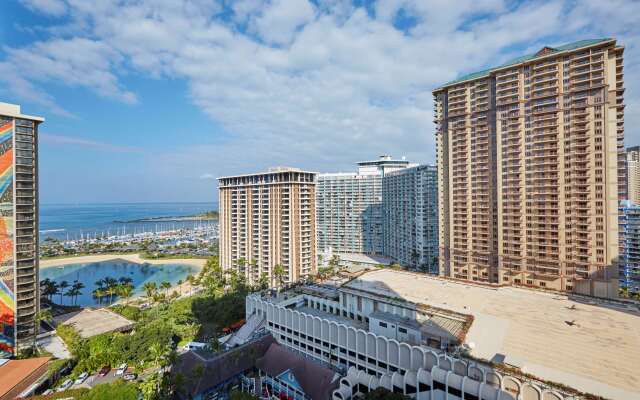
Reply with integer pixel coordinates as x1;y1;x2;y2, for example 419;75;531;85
0;102;42;357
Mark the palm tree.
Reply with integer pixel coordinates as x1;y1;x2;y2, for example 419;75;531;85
160;281;171;297
104;276;118;290
118;283;134;305
58;281;69;304
40;278;51;289
258;273;269;290
71;281;85;305
176;280;183;296
33;309;53;351
143;282;158;300
105;285;118;305
40;278;57;302
93;288;106;304
64;287;79;306
119;276;133;285
273;264;286;288
186;274;195;296
51;284;61;303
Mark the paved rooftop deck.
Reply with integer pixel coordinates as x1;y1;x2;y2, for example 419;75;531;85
344;269;640;400
54;308;134;338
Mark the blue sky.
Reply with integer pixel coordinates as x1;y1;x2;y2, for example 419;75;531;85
0;0;638;204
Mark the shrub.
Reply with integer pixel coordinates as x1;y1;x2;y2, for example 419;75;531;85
110;305;141;321
80;381;139;400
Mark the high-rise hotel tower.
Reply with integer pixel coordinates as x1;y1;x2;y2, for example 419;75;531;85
316;156;410;256
434;39;624;297
382;165;439;273
0;103;42;357
218;168;316;286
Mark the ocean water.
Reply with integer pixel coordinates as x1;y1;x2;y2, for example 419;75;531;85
40;260;199;307
40;202;218;241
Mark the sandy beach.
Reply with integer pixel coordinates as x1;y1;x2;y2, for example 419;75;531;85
40;253;206;270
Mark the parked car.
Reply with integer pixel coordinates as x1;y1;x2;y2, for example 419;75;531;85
123;372;137;381
115;363;128;376
57;379;73;392
98;366;111;377
42;389;54;396
75;372;89;384
183;341;208;351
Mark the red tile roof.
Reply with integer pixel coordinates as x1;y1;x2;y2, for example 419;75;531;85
0;357;50;400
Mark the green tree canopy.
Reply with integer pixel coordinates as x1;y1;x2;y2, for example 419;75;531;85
81;380;139;400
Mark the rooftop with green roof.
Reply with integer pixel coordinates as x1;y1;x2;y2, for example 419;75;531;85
435;38;614;90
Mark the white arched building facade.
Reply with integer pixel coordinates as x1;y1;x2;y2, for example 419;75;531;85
246;293;568;400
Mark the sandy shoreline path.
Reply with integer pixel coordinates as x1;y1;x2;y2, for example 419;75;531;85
40;253;207;270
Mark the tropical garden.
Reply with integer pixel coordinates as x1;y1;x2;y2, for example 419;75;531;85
38;254;347;399
45;256;257;399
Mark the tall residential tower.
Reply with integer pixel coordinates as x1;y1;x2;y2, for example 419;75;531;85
316;156;410;256
434;39;624;297
218;168;316;286
0;103;42;357
382;165;439;272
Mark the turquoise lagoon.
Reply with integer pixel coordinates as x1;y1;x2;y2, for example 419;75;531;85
40;259;198;307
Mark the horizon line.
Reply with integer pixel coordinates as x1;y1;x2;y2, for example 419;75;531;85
40;201;219;206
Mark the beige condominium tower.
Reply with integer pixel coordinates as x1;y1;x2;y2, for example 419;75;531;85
218;168;316;287
0;102;42;357
434;39;624;297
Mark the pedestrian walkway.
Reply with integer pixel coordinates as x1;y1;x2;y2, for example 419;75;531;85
38;334;71;359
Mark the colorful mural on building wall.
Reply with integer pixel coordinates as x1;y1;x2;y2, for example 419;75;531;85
0;120;15;357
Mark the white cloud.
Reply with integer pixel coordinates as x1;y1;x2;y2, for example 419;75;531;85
251;0;316;45
231;0;267;23
4;38;137;104
5;0;640;198
199;173;216;180
19;0;67;16
0;62;76;118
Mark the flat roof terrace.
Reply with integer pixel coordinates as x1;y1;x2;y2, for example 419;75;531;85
54;308;134;338
343;269;640;400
